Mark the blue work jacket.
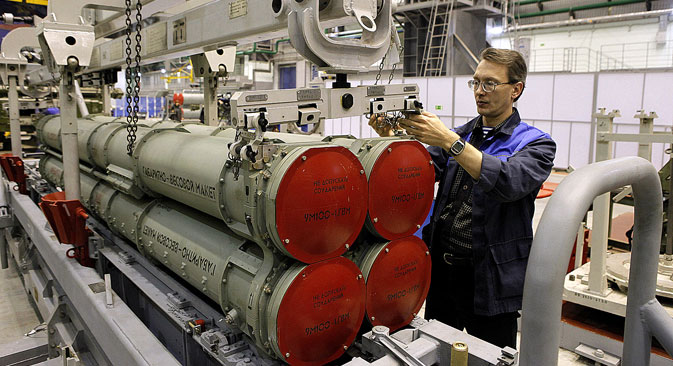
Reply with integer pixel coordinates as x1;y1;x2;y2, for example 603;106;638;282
424;108;556;316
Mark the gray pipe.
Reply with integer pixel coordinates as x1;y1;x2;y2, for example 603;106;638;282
520;156;662;366
8;76;22;157
74;80;89;118
506;9;673;32
641;299;673;358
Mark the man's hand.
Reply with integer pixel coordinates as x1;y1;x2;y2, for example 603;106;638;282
400;111;483;179
398;111;459;150
368;114;396;137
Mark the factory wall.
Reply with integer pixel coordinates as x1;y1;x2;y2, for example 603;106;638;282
493;18;672;48
491;18;673;71
324;70;673;170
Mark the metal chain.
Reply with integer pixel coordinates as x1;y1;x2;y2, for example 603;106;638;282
374;54;385;85
388;45;404;84
126;0;143;155
124;0;133;151
371;43;407;130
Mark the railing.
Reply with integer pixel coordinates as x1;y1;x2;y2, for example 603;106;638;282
528;46;630;72
600;41;673;70
526;40;673;73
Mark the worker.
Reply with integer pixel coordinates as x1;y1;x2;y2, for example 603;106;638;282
370;48;556;348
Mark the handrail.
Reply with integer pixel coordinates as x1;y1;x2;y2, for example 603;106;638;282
520;156;663;365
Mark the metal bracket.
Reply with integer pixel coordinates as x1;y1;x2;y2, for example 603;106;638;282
190;46;237;78
344;0;378;32
634;110;658;123
574;343;620;366
497;346;518;366
37;20;95;71
287;0;391;72
88;234;103;260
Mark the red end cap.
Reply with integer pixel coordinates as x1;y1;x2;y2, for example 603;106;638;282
365;236;431;331
275;146;368;263
368;141;434;240
276;257;366;366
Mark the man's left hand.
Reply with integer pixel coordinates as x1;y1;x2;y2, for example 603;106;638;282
399;111;459;150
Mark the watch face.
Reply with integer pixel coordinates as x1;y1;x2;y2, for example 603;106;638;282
451;139;465;156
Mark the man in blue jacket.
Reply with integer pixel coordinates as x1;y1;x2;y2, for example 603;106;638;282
370;48;556;348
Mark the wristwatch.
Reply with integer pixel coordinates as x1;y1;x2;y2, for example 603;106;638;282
449;138;466;157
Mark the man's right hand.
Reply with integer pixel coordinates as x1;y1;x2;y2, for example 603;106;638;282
368;114;396;137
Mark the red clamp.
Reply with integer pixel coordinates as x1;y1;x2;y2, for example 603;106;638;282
39;191;95;267
0;154;27;195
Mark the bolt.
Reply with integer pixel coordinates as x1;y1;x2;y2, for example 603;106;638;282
387;148;392;153
371;316;375;321
594;349;605;358
284;238;290;244
51;343;57;348
343;345;348;350
425;251;430;256
385;248;389;253
569;275;576;281
417;224;421;229
49;328;55;334
345;244;350;249
358;274;363;279
429;160;433;165
301;156;307;161
66;56;79;69
360;169;365;174
222;279;227;283
220;178;225;183
264;285;271;294
286;353;290;358
373;217;378;223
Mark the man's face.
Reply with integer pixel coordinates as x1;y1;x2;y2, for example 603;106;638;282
471;60;520;120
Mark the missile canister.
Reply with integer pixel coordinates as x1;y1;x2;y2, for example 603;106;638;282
40;155;367;365
35;116;369;263
324;137;434;240
349;236;431;331
185;127;435;240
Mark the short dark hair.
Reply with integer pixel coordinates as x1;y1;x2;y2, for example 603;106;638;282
479;48;527;102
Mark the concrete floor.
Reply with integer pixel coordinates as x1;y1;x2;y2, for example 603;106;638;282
0;171;637;365
0;257;42;348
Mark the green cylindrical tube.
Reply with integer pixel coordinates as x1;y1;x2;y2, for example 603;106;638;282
188;127;434;241
40;155;367;365
36;116;370;264
347;235;431;331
